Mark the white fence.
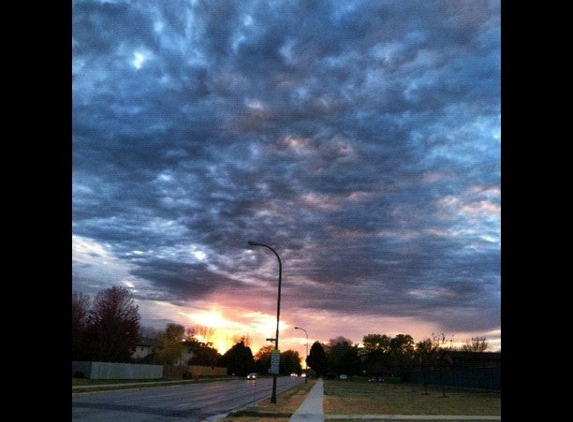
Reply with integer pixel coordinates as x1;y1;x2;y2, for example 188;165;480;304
72;361;164;380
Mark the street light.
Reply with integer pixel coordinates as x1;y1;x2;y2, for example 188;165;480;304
248;240;282;404
294;326;308;383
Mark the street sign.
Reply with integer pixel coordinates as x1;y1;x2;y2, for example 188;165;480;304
269;350;280;374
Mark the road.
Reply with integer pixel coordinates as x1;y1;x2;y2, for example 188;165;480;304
72;376;304;422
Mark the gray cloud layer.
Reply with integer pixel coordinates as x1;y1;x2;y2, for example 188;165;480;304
72;0;500;346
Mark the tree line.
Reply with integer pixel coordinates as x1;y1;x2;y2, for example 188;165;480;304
72;286;491;380
305;332;489;382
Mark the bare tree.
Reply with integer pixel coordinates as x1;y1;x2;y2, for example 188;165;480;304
189;325;217;346
72;292;91;361
461;336;489;352
415;333;453;395
87;286;141;362
232;334;251;347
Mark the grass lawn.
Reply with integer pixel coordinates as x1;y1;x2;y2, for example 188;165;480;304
323;379;500;417
222;378;500;422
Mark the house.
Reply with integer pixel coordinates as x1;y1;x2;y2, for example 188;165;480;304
131;337;159;360
448;351;501;368
131;337;195;365
174;345;195;366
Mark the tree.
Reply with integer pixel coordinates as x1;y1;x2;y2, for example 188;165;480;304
254;345;274;374
433;333;454;397
232;334;252;347
255;345;274;360
339;346;362;378
191;325;217;345
183;327;221;366
415;337;437;394
72;292;91;361
280;350;302;375
153;323;187;365
307;341;327;377
389;334;416;381
218;341;254;376
461;336;488;352
85;286;141;362
327;336;353;348
325;337;354;378
362;334;391;380
362;334;391;353
415;333;453;396
187;341;221;366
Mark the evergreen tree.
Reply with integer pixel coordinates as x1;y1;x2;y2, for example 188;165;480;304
218;341;255;376
306;341;327;377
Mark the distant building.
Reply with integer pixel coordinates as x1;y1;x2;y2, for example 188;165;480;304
174;342;195;366
131;337;159;359
448;351;501;368
131;337;196;366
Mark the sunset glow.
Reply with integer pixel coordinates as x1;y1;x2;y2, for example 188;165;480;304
191;310;230;328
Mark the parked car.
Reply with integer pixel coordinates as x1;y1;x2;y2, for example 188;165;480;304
246;373;257;380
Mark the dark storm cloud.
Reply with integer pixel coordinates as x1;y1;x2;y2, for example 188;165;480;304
130;259;242;302
73;0;500;346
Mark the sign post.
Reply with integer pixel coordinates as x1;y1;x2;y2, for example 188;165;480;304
270;350;280;374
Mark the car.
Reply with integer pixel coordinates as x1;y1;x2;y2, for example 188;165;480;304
290;373;298;377
246;373;257;380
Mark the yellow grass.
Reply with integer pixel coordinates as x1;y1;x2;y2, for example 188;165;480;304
323;380;500;416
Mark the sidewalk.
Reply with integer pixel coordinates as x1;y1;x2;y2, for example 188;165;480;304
289;378;324;422
289;379;500;421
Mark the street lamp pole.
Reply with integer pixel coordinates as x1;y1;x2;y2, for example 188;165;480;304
294;326;308;383
248;241;282;404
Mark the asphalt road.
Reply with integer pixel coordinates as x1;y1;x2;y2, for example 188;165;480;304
72;376;304;422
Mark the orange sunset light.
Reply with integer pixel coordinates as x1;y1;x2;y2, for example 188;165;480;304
183;307;287;355
184;310;232;353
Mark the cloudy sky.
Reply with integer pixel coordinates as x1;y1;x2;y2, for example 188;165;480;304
72;0;501;356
